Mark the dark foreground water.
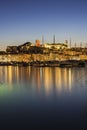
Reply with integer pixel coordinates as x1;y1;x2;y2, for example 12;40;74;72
0;66;87;129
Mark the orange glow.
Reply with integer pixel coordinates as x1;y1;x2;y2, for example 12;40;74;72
68;69;72;91
35;39;40;46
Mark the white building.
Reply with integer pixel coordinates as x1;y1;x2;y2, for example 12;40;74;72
42;43;67;50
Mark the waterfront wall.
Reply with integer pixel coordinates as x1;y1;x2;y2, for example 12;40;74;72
0;53;87;62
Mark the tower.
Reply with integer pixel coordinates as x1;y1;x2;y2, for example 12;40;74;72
35;39;40;46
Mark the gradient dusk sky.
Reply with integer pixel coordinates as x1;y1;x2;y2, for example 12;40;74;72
0;0;87;49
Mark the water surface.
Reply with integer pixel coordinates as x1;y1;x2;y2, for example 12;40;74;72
0;66;87;129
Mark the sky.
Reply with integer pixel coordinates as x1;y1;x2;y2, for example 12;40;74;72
0;0;87;49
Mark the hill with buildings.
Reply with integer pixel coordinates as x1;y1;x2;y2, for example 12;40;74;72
0;40;87;67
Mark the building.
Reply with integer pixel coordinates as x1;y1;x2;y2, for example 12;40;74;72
6;46;18;53
6;42;32;53
65;40;68;45
35;40;40;46
17;42;32;53
42;43;68;50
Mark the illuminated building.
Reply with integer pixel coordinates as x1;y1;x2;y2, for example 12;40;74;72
6;46;18;54
35;39;40;46
65;40;68;45
42;43;67;50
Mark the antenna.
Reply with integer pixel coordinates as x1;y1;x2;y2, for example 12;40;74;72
80;42;82;48
86;43;87;48
70;38;71;48
42;35;44;44
53;35;55;44
75;42;76;48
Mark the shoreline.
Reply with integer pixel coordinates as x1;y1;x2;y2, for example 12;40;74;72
0;60;87;67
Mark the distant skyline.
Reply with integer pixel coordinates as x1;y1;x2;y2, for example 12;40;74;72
0;0;87;49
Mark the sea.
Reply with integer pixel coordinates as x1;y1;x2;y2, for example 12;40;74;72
0;66;87;129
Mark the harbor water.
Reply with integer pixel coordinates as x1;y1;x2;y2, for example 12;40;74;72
0;66;87;129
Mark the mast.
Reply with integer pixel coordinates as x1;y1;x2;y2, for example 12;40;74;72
53;35;55;44
42;35;44;44
70;38;71;48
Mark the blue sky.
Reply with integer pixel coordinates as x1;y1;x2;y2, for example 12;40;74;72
0;0;87;49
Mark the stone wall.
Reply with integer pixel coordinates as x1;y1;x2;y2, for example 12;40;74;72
0;53;87;62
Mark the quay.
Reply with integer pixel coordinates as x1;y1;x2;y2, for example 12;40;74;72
0;60;87;67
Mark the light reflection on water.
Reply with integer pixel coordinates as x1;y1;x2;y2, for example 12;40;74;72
0;66;87;95
0;66;87;128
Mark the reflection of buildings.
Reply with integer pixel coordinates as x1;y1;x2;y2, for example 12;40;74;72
7;66;12;85
1;66;87;95
55;68;62;92
42;68;53;94
27;67;41;92
42;68;73;94
4;66;13;90
68;69;72;91
35;68;41;91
